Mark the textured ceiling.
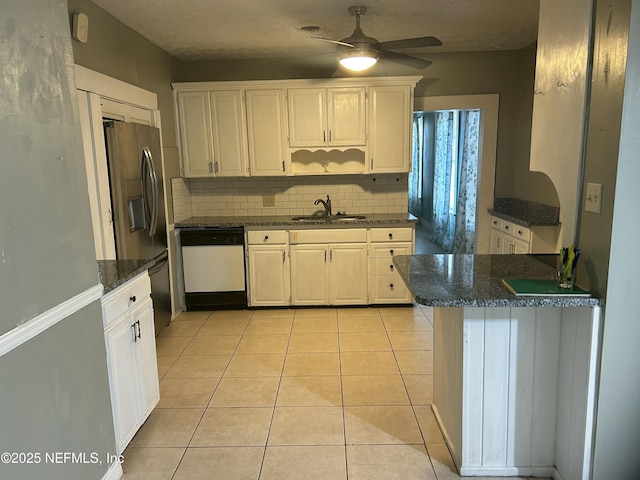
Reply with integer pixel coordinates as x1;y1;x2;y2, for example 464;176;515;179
91;0;539;62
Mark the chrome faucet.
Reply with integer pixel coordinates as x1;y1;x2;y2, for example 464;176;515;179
314;195;332;217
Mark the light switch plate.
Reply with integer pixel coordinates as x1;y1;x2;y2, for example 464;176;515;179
585;182;602;214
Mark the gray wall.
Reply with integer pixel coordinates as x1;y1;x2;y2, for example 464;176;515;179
1;0;99;331
0;1;116;478
591;1;640;478
576;0;631;296
0;303;115;480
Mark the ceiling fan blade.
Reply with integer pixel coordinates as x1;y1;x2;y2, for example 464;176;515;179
379;36;443;50
311;36;355;48
380;50;432;69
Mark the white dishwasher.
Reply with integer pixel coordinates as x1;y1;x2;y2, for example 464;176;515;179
180;227;247;309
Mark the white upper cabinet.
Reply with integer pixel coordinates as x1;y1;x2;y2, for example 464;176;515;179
175;90;248;177
173;77;420;177
245;89;289;176
209;90;248;177
176;91;213;177
368;85;412;173
287;87;366;148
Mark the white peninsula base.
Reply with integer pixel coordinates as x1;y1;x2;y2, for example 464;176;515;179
432;306;601;480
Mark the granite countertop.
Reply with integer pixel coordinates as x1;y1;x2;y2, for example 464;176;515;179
488;198;560;227
393;254;602;307
176;213;417;228
98;259;155;293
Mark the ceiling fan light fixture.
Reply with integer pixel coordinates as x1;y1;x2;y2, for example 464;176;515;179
338;49;378;71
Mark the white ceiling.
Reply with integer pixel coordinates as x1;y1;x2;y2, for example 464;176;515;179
91;0;539;64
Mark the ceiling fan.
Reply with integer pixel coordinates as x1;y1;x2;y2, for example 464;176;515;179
313;5;442;71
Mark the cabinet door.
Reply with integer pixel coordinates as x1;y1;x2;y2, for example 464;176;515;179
104;314;138;454
287;88;326;147
132;298;159;422
512;237;530;254
369;85;412;173
248;246;290;306
290;245;329;305
177;91;214;177
327;88;366;146
329;243;368;305
245;89;289;175
490;229;502;254
210;90;248;176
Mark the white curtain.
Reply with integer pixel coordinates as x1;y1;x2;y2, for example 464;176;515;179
429;112;454;250
451;110;479;253
409;114;423;217
411;109;479;253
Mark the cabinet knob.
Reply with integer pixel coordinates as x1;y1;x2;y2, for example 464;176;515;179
389;283;394;289
389;264;394;270
388;233;393;239
389;249;394;255
504;225;509;231
264;235;269;241
130;295;136;303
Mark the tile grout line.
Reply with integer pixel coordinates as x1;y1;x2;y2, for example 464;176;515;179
171;309;254;480
256;311;294;480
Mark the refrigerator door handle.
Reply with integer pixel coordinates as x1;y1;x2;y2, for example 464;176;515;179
145;146;159;236
141;147;158;237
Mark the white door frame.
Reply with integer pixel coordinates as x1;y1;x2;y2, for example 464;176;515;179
75;65;161;260
414;94;499;254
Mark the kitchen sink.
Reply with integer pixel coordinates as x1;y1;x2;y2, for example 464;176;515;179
331;215;367;221
291;216;329;222
290;215;366;222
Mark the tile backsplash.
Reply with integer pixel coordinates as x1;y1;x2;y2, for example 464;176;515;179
172;174;409;222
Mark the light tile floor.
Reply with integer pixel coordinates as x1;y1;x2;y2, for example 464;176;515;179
121;305;548;480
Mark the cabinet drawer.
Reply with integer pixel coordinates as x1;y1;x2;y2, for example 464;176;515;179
370;243;412;259
501;221;531;240
372;257;403;274
511;224;531;241
370;274;412;303
102;273;151;329
290;228;367;244
369;227;413;243
247;230;288;245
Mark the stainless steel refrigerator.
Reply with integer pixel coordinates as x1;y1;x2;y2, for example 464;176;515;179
104;121;171;335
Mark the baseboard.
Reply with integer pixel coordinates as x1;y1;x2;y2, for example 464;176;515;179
101;459;123;480
459;466;554;477
0;284;103;357
430;404;462;472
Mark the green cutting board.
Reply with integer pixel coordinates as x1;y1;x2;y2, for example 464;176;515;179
502;278;591;296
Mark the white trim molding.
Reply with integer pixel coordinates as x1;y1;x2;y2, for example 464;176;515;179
75;65;157;110
101;458;123;480
0;284;104;357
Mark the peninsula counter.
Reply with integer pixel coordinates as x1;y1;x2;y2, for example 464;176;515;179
394;254;602;480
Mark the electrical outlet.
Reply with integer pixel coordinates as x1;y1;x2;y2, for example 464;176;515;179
263;195;275;207
585;182;602;214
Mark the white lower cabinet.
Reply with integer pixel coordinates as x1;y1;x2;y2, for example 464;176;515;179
290;243;368;306
290;228;368;306
290;244;330;305
246;230;290;306
245;225;415;307
490;216;559;254
102;272;159;455
368;227;414;304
